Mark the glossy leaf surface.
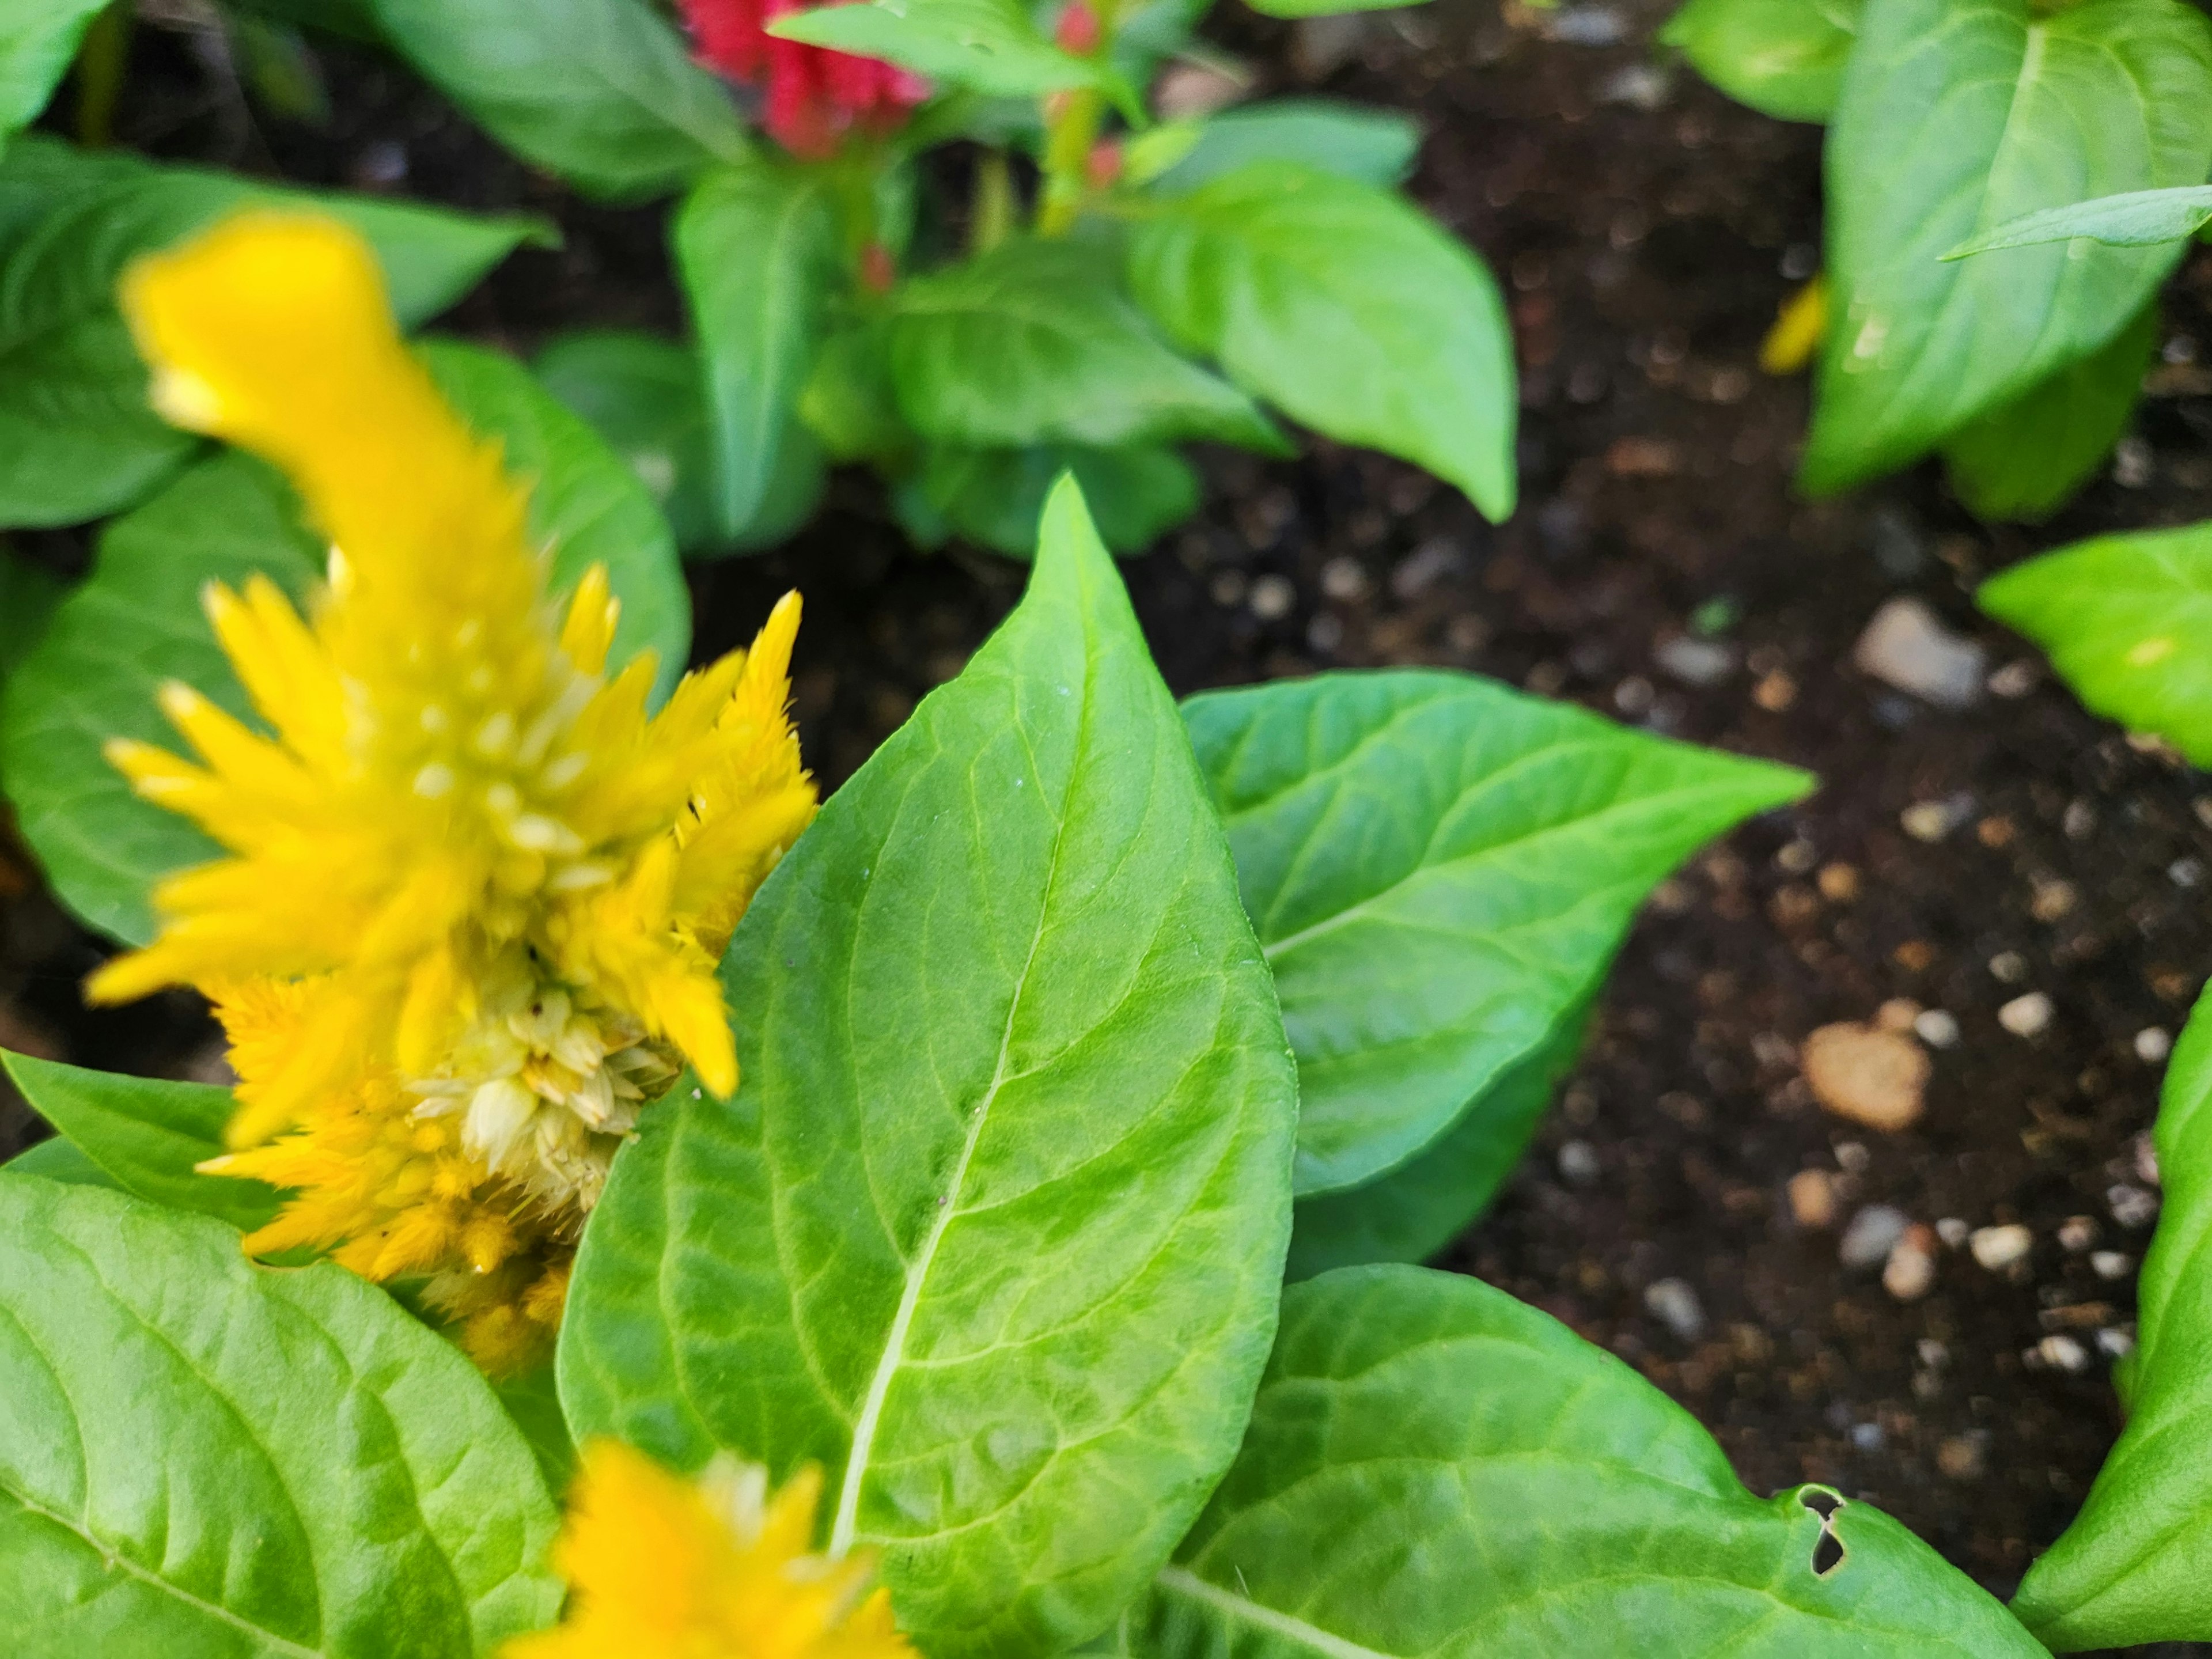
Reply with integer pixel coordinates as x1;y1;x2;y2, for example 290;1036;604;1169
1128;162;1517;520
2013;990;2212;1647
769;0;1134;107
1111;1265;2047;1657
1803;0;2212;493
0;0;109;137
0;1179;560;1656
1946;184;2212;256
1979;521;2212;766
1144;100;1421;192
561;481;1298;1658
1184;669;1807;1194
371;0;748;200
1661;0;1860;123
1;344;690;944
899;442;1199;558
1;1051;277;1232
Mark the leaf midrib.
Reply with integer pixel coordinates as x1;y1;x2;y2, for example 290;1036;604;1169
1154;1565;1399;1659
825;603;1097;1558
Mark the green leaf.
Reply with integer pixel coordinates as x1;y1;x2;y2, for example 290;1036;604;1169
0;1050;278;1232
0;135;145;255
1115;1264;2048;1657
1801;0;2212;494
1942;304;2153;522
0;0;109;137
0;1178;560;1656
1183;669;1809;1194
1127;161;1518;520
1285;1007;1587;1280
370;0;749;201
0;1134;120;1190
888;237;1284;454
1;345;691;945
2011;989;2212;1647
0;162;547;528
0;544;62;677
800;313;912;463
675;162;837;545
769;0;1135;110
1660;0;1860;123
1978;520;2212;767
1143;99;1422;192
230;0;381;40
561;479;1299;1658
1945;184;2212;256
1242;0;1425;17
493;1364;579;1497
536;328;721;554
902;441;1199;558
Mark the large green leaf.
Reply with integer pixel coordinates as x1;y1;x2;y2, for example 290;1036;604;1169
370;0;748;201
1285;1008;1586;1281
1978;521;2212;766
536;328;721;554
0;1177;560;1656
1142;100;1422;193
1183;670;1808;1194
1660;0;1861;123
768;0;1134;108
0;544;61;676
675;162;835;545
1942;304;2153;522
1109;1266;2047;1657
0;0;108;138
1946;184;2212;256
1802;0;2212;494
0;1051;278;1232
0;162;547;528
0;1134;119;1190
0;135;144;256
897;441;1199;559
2012;989;2212;1647
887;238;1283;454
1128;161;1518;520
0;344;691;945
560;480;1298;1659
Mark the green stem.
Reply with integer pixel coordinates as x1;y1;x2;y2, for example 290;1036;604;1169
75;1;132;150
972;152;1014;253
1036;0;1122;237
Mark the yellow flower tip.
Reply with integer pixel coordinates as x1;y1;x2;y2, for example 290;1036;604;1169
1760;274;1827;377
506;1442;913;1659
82;950;170;1007
122;210;400;448
154;679;206;724
559;565;622;676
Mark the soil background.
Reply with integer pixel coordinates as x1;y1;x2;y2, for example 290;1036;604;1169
10;1;2212;1652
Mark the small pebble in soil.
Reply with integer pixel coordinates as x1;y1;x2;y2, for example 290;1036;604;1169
1835;1141;1871;1173
1319;557;1368;601
2033;1334;2092;1374
1884;1226;1938;1301
1875;998;1921;1032
2136;1132;2162;1187
1775;838;1817;874
1902;798;1971;842
1914;1009;1961;1049
1987;660;2037;698
2137;1025;2175;1063
1557;1139;1600;1184
2172;857;2206;889
1999;992;2054;1037
2092;1250;2134;1281
1817;862;1860;902
1788;1168;1837;1229
1851;1421;1885;1452
1938;1434;1989;1481
1919;1339;1949;1369
1391;539;1463;600
2030;878;2077;922
1654;635;1736;687
1970;1224;2033;1271
1802;1022;1928;1131
1853;597;1987;709
2056;1216;2100;1253
2064;800;2097;839
1248;575;1296;621
1840;1205;1910;1269
2110;1183;2160;1228
1988;950;2028;984
1936;1217;1969;1248
1752;671;1797;711
1643;1277;1705;1342
2098;1328;2136;1359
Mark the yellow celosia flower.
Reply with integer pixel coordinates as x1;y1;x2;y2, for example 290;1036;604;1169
1759;274;1828;376
508;1442;913;1659
88;211;817;1369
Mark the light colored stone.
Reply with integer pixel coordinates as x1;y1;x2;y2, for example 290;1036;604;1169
1998;992;2054;1037
1969;1223;2032;1271
2036;1334;2091;1374
1787;1168;1837;1229
2137;1026;2173;1064
1914;1009;1961;1049
1656;635;1736;687
1884;1226;1937;1301
1840;1205;1910;1268
1644;1277;1705;1342
1937;1434;1988;1480
2057;1216;2099;1253
1801;1022;1929;1132
1876;998;1922;1033
2110;1184;2159;1229
1854;597;1987;709
1936;1217;1969;1248
1558;1139;1599;1185
2092;1250;2133;1281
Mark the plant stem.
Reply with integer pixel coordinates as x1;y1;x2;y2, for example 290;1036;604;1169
972;152;1014;253
75;1;132;149
1036;0;1122;236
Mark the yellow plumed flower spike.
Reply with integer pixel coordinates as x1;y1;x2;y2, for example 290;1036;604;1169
92;211;817;1372
506;1442;914;1659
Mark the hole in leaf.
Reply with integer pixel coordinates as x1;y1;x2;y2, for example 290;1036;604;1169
1810;1530;1845;1577
1797;1488;1842;1521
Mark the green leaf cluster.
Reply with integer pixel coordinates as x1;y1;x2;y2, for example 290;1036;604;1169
1666;0;2212;519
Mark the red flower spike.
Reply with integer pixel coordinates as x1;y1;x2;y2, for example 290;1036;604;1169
681;0;928;160
859;241;896;293
1054;2;1100;55
1085;139;1122;189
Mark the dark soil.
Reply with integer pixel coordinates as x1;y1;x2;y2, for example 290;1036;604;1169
13;2;2212;1650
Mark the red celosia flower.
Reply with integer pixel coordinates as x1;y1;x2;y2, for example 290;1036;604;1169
683;0;928;160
